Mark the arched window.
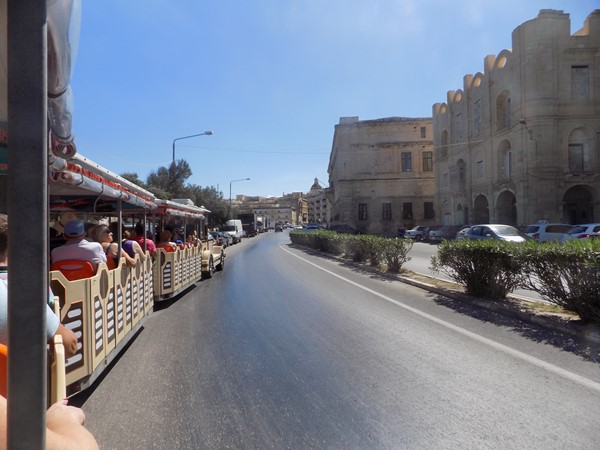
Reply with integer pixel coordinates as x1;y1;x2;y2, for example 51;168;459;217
497;140;512;180
496;91;511;131
456;159;465;184
440;130;448;158
568;128;594;173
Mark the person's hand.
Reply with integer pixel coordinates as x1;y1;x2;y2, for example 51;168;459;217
46;399;99;450
46;399;85;429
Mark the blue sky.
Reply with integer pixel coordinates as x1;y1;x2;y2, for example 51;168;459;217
70;1;597;198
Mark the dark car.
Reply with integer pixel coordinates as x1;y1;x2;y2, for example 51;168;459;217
302;224;323;232
275;225;283;232
429;225;462;242
328;224;360;234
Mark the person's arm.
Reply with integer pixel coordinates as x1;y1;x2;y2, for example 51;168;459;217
47;297;77;359
53;324;77;358
45;399;99;450
131;241;146;262
121;248;137;267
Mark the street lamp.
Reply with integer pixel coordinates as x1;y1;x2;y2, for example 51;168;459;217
229;178;250;204
172;130;213;162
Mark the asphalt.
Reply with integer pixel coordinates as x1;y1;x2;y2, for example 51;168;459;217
294;244;600;347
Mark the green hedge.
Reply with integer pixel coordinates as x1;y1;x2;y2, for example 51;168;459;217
291;230;600;322
289;230;412;273
519;240;600;323
432;238;600;322
431;239;524;299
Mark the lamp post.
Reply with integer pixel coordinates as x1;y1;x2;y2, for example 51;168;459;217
229;178;250;205
172;130;213;162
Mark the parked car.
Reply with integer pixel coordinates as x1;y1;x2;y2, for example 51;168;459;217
560;223;600;243
405;226;429;241
455;225;472;240
464;224;530;243
216;231;232;247
430;224;464;242
303;224;324;232
329;224;360;235
427;225;444;242
524;221;573;242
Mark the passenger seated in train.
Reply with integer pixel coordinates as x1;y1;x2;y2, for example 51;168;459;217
0;215;78;358
51;220;107;272
132;223;156;258
109;223;146;263
185;234;197;247
156;230;178;252
0;396;99;449
88;224;137;269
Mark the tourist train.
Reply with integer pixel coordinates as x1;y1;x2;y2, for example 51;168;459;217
47;152;225;397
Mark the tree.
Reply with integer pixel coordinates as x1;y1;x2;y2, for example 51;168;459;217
146;160;192;199
120;172;146;189
183;184;229;227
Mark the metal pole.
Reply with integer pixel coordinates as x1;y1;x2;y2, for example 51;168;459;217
7;0;48;447
229;177;250;205
172;131;212;162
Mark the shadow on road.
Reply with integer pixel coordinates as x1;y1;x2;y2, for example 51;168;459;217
289;244;600;364
432;294;600;363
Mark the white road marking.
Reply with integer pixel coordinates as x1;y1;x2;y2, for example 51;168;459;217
281;245;600;393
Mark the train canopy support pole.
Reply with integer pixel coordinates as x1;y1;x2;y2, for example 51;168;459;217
7;0;48;448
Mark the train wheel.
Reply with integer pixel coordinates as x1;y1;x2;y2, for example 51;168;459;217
216;251;225;271
203;256;214;279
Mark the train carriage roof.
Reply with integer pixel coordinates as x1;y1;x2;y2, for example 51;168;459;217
49;153;157;212
154;199;210;220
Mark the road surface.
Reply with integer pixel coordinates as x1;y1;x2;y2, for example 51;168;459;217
79;231;600;449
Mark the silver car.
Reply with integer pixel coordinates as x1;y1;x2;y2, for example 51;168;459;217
464;224;530;243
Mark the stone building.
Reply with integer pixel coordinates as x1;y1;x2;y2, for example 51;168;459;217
328;116;435;235
306;178;330;225
433;9;600;226
234;193;307;226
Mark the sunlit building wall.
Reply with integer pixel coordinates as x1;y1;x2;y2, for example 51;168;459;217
433;9;600;226
328;116;435;235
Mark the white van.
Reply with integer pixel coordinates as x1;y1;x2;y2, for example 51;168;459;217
223;219;243;244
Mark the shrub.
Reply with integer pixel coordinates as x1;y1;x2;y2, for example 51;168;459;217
319;231;346;255
519;239;600;322
345;235;385;267
381;238;413;273
431;239;524;299
346;234;370;263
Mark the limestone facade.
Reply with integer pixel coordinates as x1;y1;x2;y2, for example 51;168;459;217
235;193;307;226
328;116;435;235
306;178;330;225
433;9;600;226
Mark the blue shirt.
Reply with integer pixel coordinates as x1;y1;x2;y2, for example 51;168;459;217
0;270;60;345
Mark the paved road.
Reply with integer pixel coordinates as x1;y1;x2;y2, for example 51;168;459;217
79;231;600;449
